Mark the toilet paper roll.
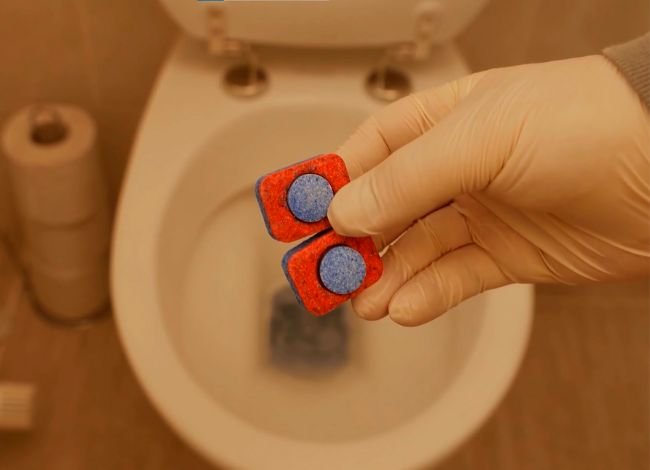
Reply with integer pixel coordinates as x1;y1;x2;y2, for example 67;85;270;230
25;252;109;320
1;104;107;226
21;203;111;270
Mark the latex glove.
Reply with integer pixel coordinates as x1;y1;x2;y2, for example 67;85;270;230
328;55;650;326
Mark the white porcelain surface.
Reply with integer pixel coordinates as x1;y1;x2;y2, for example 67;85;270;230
158;0;489;48
113;38;533;469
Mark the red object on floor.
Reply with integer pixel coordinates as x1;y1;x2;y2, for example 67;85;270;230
255;153;349;242
282;230;383;316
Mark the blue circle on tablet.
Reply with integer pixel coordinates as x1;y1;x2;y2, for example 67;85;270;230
287;174;333;223
319;246;367;295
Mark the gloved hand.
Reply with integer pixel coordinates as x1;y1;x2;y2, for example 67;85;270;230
328;55;650;326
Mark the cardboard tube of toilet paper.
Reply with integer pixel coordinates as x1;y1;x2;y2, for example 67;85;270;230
1;104;107;226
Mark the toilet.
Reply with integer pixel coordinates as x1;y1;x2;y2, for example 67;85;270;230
112;1;534;469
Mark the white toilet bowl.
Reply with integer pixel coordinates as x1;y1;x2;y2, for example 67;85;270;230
113;2;533;468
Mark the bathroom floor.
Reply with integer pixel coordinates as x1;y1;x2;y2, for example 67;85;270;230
0;282;647;470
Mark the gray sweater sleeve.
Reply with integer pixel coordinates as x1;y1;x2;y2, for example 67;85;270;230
603;33;650;109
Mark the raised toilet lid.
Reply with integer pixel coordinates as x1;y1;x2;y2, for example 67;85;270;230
157;0;488;48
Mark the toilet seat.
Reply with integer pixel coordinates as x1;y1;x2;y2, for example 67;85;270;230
158;0;488;48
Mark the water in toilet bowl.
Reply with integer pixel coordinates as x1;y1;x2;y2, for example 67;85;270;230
269;286;347;373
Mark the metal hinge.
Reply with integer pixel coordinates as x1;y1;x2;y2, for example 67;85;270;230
206;7;268;98
206;7;249;57
386;1;440;62
366;2;441;102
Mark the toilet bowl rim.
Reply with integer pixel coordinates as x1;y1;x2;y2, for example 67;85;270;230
112;61;534;467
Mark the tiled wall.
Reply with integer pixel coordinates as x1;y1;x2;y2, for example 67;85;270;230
0;0;647;237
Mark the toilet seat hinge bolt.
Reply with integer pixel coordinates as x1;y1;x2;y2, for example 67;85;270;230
206;7;249;58
365;2;440;102
387;2;441;63
205;7;268;98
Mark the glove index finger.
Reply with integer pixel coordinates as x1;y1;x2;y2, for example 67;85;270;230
331;74;485;237
337;76;479;180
